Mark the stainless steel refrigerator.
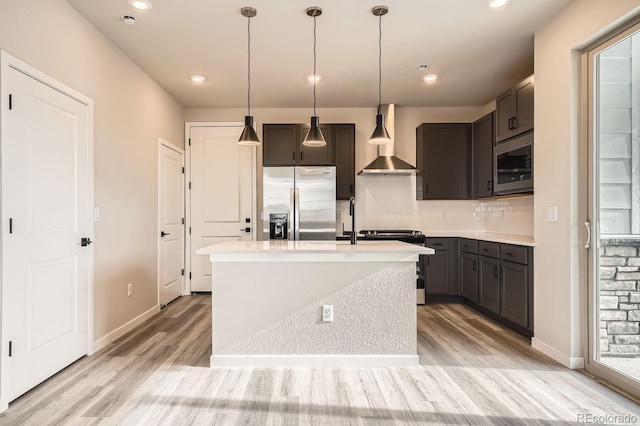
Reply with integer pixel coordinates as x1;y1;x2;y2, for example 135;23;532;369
263;166;336;240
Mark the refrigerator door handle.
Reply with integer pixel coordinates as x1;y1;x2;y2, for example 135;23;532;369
294;188;300;240
289;188;295;241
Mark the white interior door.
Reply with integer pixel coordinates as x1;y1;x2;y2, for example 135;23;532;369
189;125;255;292
159;141;185;306
2;62;92;403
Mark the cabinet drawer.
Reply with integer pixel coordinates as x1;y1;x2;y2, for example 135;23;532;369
500;244;529;265
479;241;500;258
460;238;478;254
426;238;450;251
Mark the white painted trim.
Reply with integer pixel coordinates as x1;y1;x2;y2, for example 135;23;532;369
91;305;160;353
157;138;185;304
159;137;184;155
0;399;7;414
183;122;252;294
210;355;420;368
532;337;585;369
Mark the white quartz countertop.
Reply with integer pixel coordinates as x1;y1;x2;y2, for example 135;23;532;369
197;240;434;263
425;232;536;247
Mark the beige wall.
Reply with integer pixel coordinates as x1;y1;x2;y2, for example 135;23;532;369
534;0;640;366
0;0;184;344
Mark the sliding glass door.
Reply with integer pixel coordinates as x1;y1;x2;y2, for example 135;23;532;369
587;20;640;396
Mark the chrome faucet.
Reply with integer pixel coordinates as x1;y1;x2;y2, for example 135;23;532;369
349;196;357;245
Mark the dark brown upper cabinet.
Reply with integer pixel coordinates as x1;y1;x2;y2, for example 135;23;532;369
262;124;333;166
333;124;356;200
472;112;495;198
262;124;299;166
495;75;534;143
263;123;356;200
416;123;471;200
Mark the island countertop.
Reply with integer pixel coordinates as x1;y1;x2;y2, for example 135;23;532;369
197;240;434;262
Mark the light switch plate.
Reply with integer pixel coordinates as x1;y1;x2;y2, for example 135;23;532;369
547;206;558;222
94;207;101;222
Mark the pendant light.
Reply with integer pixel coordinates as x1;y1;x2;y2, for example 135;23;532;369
368;5;391;145
302;6;326;147
238;7;260;146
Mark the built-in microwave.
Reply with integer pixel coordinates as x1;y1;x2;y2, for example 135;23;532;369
493;131;533;195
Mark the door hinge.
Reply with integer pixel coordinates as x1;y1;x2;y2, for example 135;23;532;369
182;218;185;225
9;341;12;357
189;272;192;280
181;268;185;276
182;166;185;174
9;94;12;110
9;218;13;234
188;182;191;190
189;227;191;235
188;138;191;146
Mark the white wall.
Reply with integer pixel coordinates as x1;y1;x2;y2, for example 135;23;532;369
185;107;535;237
0;0;184;345
534;0;640;367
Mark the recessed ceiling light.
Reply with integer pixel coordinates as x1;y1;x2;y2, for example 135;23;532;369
487;0;510;9
307;74;321;82
190;75;206;83
121;15;136;25
423;74;438;83
129;0;152;11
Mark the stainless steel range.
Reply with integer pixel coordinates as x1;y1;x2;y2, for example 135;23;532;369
358;229;426;305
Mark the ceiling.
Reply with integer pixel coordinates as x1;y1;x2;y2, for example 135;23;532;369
66;0;574;108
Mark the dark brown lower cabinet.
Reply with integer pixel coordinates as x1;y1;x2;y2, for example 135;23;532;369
501;260;529;329
460;252;479;303
425;238;459;296
425;251;450;294
478;255;500;314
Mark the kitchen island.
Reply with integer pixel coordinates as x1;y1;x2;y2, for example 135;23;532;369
197;240;433;367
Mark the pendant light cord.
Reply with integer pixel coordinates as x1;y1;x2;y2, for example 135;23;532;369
247;15;252;116
313;14;317;116
377;12;382;115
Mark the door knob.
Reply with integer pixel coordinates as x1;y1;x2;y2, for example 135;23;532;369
81;237;93;247
160;231;171;237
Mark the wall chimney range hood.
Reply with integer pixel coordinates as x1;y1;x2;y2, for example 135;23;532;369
358;104;416;175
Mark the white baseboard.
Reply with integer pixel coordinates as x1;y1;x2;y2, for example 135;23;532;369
90;305;160;353
210;354;420;368
0;399;8;414
532;337;584;369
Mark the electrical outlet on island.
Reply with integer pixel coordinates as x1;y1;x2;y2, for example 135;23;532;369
127;282;133;297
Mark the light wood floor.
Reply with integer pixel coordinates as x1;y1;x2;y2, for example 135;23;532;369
1;295;638;425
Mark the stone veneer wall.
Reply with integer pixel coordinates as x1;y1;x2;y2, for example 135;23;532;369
600;239;640;355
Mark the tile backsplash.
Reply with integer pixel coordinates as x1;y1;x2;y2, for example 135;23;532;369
337;175;533;236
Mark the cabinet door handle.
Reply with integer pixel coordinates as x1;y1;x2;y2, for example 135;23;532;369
300;151;304;161
493;265;498;278
350;184;354;195
487;180;492;191
505;252;515;257
473;260;477;272
425;184;429;194
512;117;518;129
292;151;295;161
